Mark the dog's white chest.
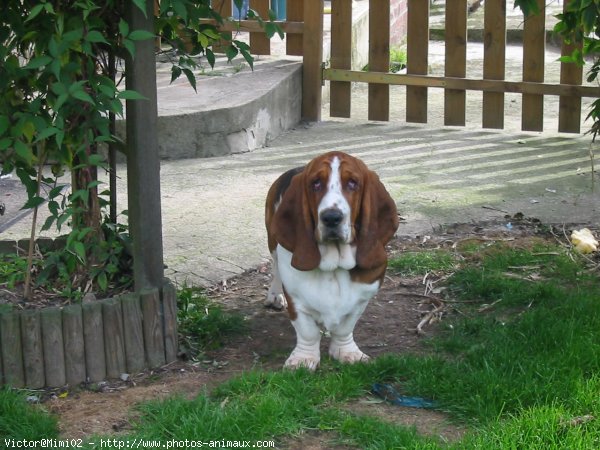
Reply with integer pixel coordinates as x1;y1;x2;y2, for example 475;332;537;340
277;245;380;330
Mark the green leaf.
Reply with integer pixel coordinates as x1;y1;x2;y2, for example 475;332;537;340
14;140;33;165
72;241;86;263
128;30;155;41
96;272;108;291
119;19;130;38
123;39;136;58
206;48;216;68
26;4;45;22
57;211;71;230
133;0;148;17
23;196;45;209
173;0;188;22
49;186;66;199
239;47;254;70
514;0;540;17
171;66;182;83
72;90;95;104
0;116;8;136
86;30;108;44
55;129;65;148
0;137;12;150
87;154;105;166
225;44;239;61
41;215;56;232
25;56;52;70
117;89;148;100
34;126;59;143
182;68;197;92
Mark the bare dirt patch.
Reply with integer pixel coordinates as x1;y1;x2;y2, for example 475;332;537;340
45;220;597;445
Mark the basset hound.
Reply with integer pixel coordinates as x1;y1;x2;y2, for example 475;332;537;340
265;151;399;370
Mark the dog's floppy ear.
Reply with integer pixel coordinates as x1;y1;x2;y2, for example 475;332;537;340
355;171;399;270
271;172;321;271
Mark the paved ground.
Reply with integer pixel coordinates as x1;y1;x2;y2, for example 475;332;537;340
1;1;598;287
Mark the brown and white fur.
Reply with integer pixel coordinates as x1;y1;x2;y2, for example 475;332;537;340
265;151;399;370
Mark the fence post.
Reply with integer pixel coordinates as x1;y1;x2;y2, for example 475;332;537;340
482;0;506;129
250;0;271;55
330;0;352;118
302;0;323;121
558;0;583;133
444;0;467;126
406;0;429;123
368;0;390;121
286;0;304;55
126;0;165;292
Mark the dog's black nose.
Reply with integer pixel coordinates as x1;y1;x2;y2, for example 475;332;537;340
320;208;344;228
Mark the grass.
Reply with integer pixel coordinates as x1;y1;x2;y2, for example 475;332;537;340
362;45;407;73
0;388;58;441
177;285;247;355
388;250;458;276
1;240;599;449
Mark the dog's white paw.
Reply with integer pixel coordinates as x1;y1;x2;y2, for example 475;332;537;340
329;342;370;364
284;349;320;371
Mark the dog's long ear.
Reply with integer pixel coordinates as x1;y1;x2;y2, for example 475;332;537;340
270;172;321;271
355;171;399;270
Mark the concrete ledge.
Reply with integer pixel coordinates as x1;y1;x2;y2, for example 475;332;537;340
117;58;302;160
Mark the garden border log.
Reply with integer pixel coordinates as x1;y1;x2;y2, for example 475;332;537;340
63;304;86;386
0;276;177;388
20;310;45;389
41;307;66;387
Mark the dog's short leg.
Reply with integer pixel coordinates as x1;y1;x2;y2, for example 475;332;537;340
328;308;370;364
285;311;321;371
264;250;287;310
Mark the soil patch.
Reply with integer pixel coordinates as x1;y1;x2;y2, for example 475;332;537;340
41;220;597;444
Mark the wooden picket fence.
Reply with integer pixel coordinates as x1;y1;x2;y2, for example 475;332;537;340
208;0;324;121
0;239;178;388
323;0;600;133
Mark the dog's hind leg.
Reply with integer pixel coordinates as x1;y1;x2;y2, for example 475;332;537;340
265;250;287;310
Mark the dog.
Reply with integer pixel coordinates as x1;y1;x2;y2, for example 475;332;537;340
265;151;399;370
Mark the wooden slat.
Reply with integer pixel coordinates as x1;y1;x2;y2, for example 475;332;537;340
444;0;467;126
121;294;146;374
559;0;583;133
1;313;24;387
20;311;45;389
162;282;179;363
63;305;86;386
483;0;507;129
41;308;66;387
103;298;126;378
406;0;429;123
249;0;271;55
323;69;600;97
368;0;390;121
330;0;352;118
302;0;323;121
212;0;232;54
141;289;166;368
522;0;546;131
199;19;304;34
83;302;106;382
286;0;304;55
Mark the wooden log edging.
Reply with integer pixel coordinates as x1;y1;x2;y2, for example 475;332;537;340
0;281;178;388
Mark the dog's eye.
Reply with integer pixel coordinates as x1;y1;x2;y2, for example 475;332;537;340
347;179;359;191
312;179;322;192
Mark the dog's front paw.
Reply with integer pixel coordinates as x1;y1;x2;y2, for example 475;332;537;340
284;349;320;371
329;342;370;364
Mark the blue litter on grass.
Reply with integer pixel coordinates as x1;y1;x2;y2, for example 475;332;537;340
372;383;437;409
